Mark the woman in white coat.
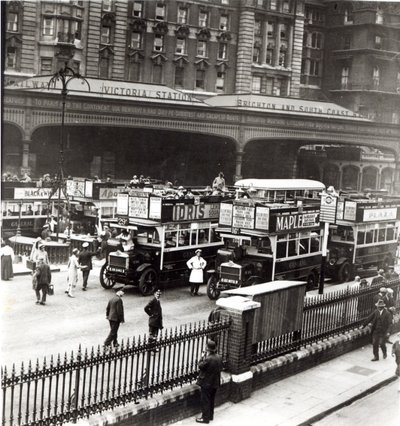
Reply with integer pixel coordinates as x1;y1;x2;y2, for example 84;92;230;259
186;249;207;296
66;248;81;298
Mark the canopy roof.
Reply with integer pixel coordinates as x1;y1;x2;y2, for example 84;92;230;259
235;179;326;191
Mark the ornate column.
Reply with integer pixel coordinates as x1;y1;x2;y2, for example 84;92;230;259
273;20;281;66
234;150;244;182
286;22;294;67
21;138;31;174
260;20;268;64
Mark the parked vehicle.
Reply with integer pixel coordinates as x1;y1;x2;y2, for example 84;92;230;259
326;194;400;282
100;188;229;295
206;179;325;299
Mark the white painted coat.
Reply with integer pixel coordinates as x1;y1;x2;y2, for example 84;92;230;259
186;256;207;283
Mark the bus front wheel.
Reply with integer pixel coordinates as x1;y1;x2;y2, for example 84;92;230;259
100;263;116;289
207;276;220;300
338;262;351;283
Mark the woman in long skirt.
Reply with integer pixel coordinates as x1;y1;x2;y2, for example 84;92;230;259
1;243;15;280
66;248;80;297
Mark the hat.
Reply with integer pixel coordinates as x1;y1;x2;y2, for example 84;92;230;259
43;224;49;228
195;249;202;254
178;186;184;190
387;288;394;294
82;242;89;248
38;243;44;248
133;175;137;178
375;299;386;307
72;248;79;254
378;269;384;275
206;340;217;353
379;287;387;293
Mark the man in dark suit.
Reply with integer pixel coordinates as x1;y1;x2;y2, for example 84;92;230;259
363;299;392;361
35;257;52;306
78;242;97;291
104;287;125;349
195;340;223;424
144;288;163;345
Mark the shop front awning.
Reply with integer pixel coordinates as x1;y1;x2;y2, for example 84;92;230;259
205;94;369;121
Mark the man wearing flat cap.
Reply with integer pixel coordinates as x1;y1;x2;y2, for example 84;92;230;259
195;339;223;424
104;285;125;349
187;249;207;296
362;299;392;361
78;241;97;291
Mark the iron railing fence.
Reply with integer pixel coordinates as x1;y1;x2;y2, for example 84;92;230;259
252;279;400;364
2;320;230;426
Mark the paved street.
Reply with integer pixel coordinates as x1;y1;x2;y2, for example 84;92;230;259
0;261;216;368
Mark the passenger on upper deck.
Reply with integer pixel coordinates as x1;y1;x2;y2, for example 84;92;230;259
21;172;32;183
176;186;186;199
185;188;195;199
212;172;225;192
93;176;102;183
129;175;140;188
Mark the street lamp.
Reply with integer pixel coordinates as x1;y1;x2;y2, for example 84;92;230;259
47;63;90;241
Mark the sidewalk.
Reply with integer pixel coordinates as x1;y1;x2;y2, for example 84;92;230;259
172;334;399;426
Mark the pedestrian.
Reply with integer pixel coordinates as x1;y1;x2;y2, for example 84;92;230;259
391;333;400;392
78;242;96;291
212;172;225;192
1;242;14;281
34;257;52;305
144;288;163;347
36;243;50;265
65;248;81;298
208;306;226;348
195;339;223;424
187;249;207;296
104;286;125;349
362;299;392;361
373;287;388;304
41;224;52;241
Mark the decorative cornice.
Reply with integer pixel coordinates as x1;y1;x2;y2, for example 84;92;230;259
173;56;189;66
217;31;232;41
102;12;115;25
175;25;190;37
129;18;147;32
127;50;144;62
6;34;22;45
195;59;210;69
151;54;168;65
99;45;115;56
196;28;211;41
152;21;169;35
216;61;229;72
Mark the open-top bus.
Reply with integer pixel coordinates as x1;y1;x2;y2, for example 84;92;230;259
100;188;230;295
326;194;400;282
206;179;325;299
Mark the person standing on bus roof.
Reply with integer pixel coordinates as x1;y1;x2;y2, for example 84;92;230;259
212;172;225;192
187;249;207;296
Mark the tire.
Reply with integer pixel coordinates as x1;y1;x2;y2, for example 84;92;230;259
306;271;317;290
139;267;158;296
337;262;351;283
207;276;220;300
100;263;116;289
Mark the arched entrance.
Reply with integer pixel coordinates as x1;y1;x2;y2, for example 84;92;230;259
30;125;236;186
342;165;359;190
2;124;23;177
322;163;340;188
361;166;378;190
380;167;394;191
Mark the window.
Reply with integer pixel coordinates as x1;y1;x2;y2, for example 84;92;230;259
195;69;205;89
199;11;208;27
344;8;353;24
341;67;349;89
280;24;287;39
219;15;228;31
273;80;281;96
99;56;109;78
153;34;164;52
303;32;308;47
40;57;53;74
216;71;225;91
128;61;141;81
175;66;184;87
177;7;187;24
270;0;277;11
376;9;383;24
132;1;143;17
266;47;273;65
155;3;166;20
102;0;112;11
254;20;261;36
197;40;207;57
252;76;261;93
253;46;260;63
372;66;380;88
218;42;227;60
282;1;290;13
310;60;319;76
267;21;274;38
175;37;186;54
374;35;382;49
7;12;18;32
43;18;54;36
279;48;286;67
130;32;142;49
397;71;400;87
6;47;16;68
344;34;351;50
101;26;111;44
153;64;163;83
301;59;306;74
311;33;322;48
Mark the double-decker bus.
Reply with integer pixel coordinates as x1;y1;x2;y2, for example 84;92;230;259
1;182;58;240
326;194;400;282
206;179;325;299
100;188;229;295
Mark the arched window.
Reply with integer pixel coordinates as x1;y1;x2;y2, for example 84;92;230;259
361;167;378;190
323;164;340;188
342;165;359;190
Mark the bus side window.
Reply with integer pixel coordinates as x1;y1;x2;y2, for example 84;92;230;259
387;226;395;241
310;234;320;252
165;231;176;247
299;238;309;254
357;230;365;245
277;235;287;258
365;230;373;244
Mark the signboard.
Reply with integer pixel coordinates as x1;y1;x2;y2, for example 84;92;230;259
274;211;319;232
172;203;220;222
362;207;397;222
219;203;233;226
336;201;344;221
255;206;269;230
14;188;62;199
99;187;125;200
116;194;129;216
84;181;93;198
343;201;357;221
232;205;255;229
66;180;85;197
149;197;162;220
320;193;337;223
129;194;148;218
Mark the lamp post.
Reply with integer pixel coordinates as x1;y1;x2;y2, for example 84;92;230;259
47;63;90;242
